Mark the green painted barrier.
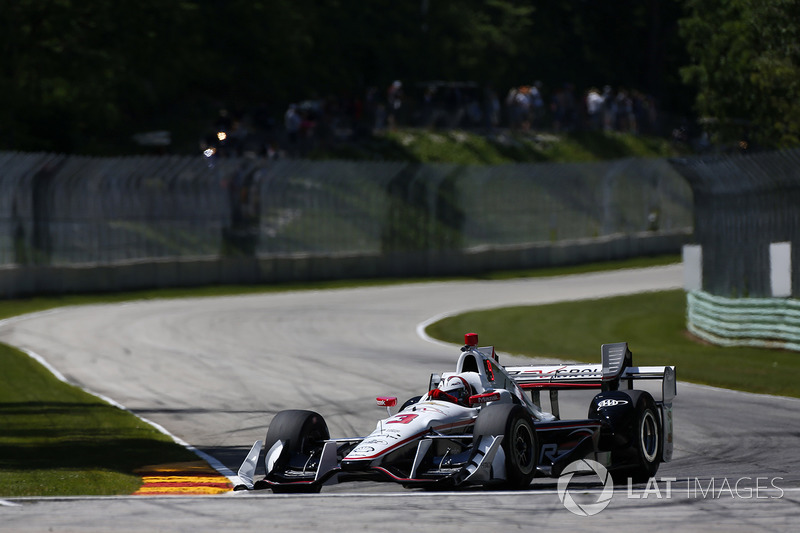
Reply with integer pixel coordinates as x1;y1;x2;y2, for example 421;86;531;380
687;290;800;351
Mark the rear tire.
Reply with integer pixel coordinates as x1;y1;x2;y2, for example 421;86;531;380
473;404;538;489
611;392;661;484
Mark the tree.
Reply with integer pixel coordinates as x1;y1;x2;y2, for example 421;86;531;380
680;0;800;148
0;0;693;155
0;0;205;153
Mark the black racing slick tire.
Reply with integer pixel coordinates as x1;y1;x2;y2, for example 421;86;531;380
473;404;538;489
612;391;662;484
263;409;329;493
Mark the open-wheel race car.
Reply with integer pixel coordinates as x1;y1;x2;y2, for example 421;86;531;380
234;333;676;492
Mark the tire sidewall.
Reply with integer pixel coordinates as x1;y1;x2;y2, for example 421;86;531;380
265;409;329;458
506;411;537;479
473;403;538;488
599;390;661;483
633;395;660;478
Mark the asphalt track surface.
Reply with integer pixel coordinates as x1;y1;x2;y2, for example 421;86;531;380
1;264;798;532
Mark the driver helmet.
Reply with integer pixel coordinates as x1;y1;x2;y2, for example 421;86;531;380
434;375;474;406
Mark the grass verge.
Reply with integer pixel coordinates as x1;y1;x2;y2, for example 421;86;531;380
311;129;686;164
425;289;800;398
0;343;198;497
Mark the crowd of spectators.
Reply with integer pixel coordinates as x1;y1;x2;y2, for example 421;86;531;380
200;80;667;159
506;83;660;135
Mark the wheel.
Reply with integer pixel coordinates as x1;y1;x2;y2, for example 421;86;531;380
265;409;329;456
610;392;661;484
473;404;538;489
264;409;329;493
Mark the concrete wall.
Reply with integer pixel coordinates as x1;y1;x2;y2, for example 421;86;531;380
0;229;690;298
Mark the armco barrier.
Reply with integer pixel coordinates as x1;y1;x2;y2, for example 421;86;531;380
687;290;800;351
0;229;690;298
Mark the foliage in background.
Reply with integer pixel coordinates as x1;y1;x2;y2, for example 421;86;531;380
680;0;800;148
12;1;800;153
0;0;206;153
0;0;690;154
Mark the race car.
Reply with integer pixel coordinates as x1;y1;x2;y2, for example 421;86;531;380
234;333;676;492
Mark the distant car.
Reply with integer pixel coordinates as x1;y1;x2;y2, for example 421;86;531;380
234;333;676;492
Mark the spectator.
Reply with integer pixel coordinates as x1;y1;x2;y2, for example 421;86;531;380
563;83;577;131
515;86;533;130
387;80;404;130
602;85;616;132
550;83;577;132
615;88;636;133
284;104;301;155
484;86;500;129
585;87;604;130
529;81;545;128
505;86;521;129
507;85;533;130
420;85;436;128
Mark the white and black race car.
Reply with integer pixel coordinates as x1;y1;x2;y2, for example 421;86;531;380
234;333;676;492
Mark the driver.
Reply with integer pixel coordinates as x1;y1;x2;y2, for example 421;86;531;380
427;375;474;406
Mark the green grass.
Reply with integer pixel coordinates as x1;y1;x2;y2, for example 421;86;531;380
311;129;687;165
425;289;800;399
0;343;198;497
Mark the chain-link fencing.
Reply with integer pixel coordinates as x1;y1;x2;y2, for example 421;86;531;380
1;152;693;270
670;148;800;299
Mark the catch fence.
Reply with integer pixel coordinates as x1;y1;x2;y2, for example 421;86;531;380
0;153;693;270
670;149;800;299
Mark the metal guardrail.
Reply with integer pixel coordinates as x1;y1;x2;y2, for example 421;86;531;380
687;290;800;351
0;152;693;268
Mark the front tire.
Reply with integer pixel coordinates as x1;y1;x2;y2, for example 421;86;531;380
263;409;329;493
473;404;538;489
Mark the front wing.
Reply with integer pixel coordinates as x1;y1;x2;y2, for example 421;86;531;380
235;432;510;491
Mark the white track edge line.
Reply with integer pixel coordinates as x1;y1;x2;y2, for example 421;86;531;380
12;346;239;486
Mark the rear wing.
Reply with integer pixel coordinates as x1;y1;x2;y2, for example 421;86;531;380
504;342;676;405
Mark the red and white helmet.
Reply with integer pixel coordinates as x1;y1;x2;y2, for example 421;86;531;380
436;375;474;405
